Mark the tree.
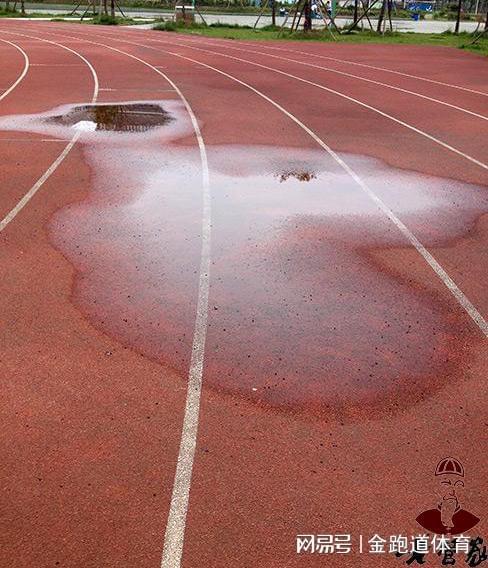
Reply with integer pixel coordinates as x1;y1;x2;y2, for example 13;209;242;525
304;0;312;29
377;0;386;31
455;0;462;32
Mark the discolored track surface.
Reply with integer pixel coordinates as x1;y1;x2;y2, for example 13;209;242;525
0;21;487;568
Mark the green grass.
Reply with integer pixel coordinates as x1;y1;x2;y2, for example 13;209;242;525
153;21;488;56
91;13;139;24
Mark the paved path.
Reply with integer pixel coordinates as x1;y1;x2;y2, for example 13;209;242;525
22;3;484;32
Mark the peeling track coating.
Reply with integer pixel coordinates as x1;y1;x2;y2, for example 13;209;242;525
1;29;213;568
57;28;488;338
1;26;213;567
2;25;486;568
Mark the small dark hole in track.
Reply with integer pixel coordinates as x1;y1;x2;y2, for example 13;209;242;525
278;170;317;183
48;103;174;133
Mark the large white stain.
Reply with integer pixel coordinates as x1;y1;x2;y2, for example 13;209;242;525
1;102;487;414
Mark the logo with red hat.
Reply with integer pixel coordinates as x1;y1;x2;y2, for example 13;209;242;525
416;457;480;536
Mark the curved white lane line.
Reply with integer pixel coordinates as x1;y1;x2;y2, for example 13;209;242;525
0;39;29;104
9;29;488;568
82;41;212;568
137;35;488;171
93;34;488;338
166;35;488;121
3;24;212;568
274;43;488;98
0;30;99;232
150;31;488;98
28;26;488;171
76;23;487;97
23;26;488;340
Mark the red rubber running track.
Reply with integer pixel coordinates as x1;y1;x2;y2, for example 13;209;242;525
0;21;487;568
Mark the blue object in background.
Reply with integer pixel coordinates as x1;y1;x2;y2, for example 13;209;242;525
407;0;434;11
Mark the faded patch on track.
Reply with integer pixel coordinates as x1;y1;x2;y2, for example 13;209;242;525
1;103;486;421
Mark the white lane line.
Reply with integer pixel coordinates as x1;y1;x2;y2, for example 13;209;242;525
143;36;488;171
81;43;211;568
144;47;488;337
40;27;488;339
290;46;488;98
158;32;488;98
84;40;212;568
99;87;176;92
171;36;488;121
11;29;488;568
0;30;99;232
161;125;209;568
0;138;72;142
0;136;81;231
0;39;29;103
38;26;488;171
31;63;86;66
7;26;213;568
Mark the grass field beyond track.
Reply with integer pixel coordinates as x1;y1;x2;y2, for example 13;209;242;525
154;21;488;56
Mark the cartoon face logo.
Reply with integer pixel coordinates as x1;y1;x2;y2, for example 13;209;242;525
416;457;480;535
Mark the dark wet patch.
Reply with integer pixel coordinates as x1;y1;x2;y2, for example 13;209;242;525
278;170;317;183
49;145;488;424
47;103;174;133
